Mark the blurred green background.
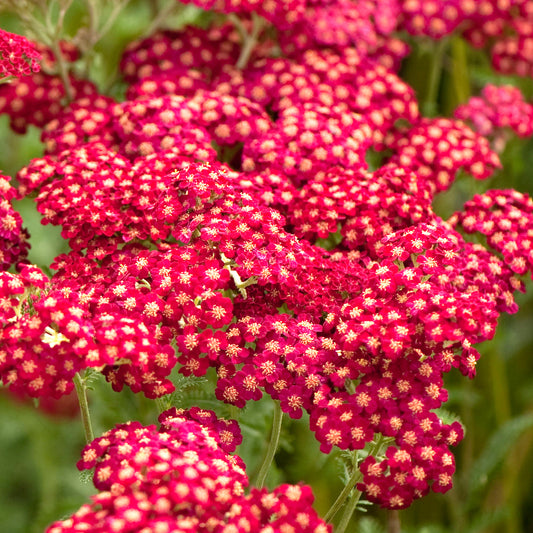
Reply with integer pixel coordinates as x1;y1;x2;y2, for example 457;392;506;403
2;2;533;532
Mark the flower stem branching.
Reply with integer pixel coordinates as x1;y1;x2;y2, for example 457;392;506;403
229;12;266;70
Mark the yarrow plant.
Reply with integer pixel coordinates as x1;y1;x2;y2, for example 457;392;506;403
2;0;533;531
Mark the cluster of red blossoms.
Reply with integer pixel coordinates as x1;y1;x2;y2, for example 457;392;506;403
0;174;29;270
399;0;533;77
455;84;533;150
2;0;533;520
0;28;40;81
47;407;330;533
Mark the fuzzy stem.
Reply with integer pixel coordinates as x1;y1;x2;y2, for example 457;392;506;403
335;484;364;533
73;371;95;444
324;435;385;525
96;0;132;44
80;0;99;77
142;0;184;37
323;466;363;523
44;0;75;102
253;400;283;489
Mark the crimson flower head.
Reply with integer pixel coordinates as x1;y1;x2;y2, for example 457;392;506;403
0;174;29;270
454;84;533;151
47;410;331;533
0;29;40;80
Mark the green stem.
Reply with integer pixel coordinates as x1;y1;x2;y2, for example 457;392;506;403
449;36;470;105
80;0;99;77
335;484;364;533
323;463;363;523
488;347;518;533
73;372;94;444
423;37;448;117
253;400;283;489
324;436;385;525
229;12;265;70
40;0;75;102
388;510;402;533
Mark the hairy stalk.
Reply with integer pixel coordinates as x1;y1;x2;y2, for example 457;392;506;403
252;399;283;489
76;0;131;78
79;0;99;77
73;371;95;444
335;483;364;533
95;0;132;45
324;435;385;525
50;37;74;102
323;461;362;523
388;510;402;533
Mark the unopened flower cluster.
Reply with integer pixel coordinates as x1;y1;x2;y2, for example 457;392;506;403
2;0;533;519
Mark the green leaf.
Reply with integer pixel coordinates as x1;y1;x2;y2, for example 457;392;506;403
468;412;533;495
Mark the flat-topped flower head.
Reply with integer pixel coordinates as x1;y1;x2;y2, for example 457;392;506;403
120;25;241;87
452;189;533;277
386;117;501;193
48;413;331;532
289;164;434;256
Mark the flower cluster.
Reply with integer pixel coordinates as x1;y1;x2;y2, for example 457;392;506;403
0;174;29;270
0;28;40;80
2;0;533;518
47;409;330;533
385;117;501;193
0;41;96;133
451;189;533;276
288;163;434;255
398;0;533;78
455;84;533;151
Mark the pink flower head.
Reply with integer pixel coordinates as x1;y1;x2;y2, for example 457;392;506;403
452;189;533;277
179;0;306;30
0;29;40;79
398;0;465;39
454;84;533;149
386;117;501;193
47;413;331;532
